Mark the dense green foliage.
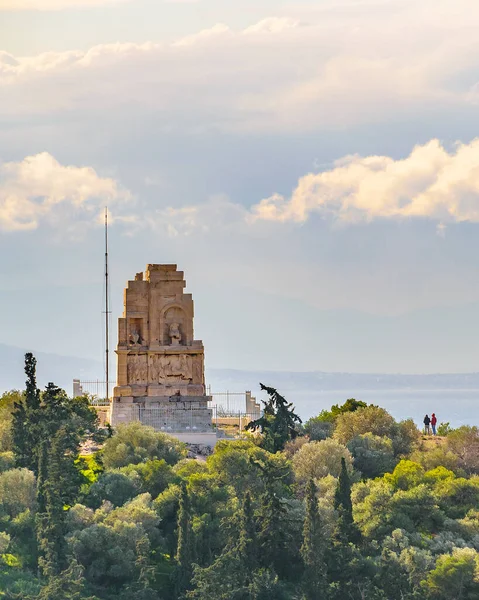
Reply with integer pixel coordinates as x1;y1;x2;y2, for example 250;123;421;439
2;359;479;598
245;383;302;453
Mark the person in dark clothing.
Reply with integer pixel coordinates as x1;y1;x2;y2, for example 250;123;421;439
431;413;437;436
423;414;431;435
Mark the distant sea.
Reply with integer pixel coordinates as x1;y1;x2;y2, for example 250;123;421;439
206;369;479;429
288;388;479;429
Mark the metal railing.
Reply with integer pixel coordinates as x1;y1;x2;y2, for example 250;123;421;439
117;405;260;434
73;379;114;405
207;389;249;414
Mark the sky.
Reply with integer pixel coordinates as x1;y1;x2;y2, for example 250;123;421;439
2;0;479;376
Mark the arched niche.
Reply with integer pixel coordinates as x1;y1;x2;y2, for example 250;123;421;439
162;305;187;345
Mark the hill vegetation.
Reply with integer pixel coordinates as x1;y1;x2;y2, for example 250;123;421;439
1;355;479;598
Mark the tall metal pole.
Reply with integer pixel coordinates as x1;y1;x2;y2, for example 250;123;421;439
105;208;110;403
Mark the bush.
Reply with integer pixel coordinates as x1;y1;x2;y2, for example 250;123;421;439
437;422;454;436
102;422;186;469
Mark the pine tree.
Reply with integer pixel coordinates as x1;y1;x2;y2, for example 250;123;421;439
301;479;327;599
245;383;302;453
175;484;194;597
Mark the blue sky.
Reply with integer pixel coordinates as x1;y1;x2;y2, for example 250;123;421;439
2;0;479;375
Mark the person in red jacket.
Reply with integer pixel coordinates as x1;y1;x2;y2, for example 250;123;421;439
431;413;437;436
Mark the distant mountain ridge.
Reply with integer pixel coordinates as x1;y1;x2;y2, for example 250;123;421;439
1;343;479;397
206;369;479;393
0;343;103;394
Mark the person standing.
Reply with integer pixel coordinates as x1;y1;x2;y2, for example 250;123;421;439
431;413;437;436
423;414;431;435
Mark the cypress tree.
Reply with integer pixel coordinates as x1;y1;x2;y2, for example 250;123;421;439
12;355;101;579
37;427;72;577
12;353;41;472
175;484;194;596
301;479;326;599
334;458;353;520
238;492;256;574
257;489;290;576
334;457;360;544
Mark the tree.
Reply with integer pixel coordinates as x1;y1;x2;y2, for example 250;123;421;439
334;405;419;455
37;425;83;577
102;422;186;469
12;354;41;472
207;439;293;499
84;472;141;509
347;433;397;479
301;479;326;599
245;384;302;453
120;458;178;498
447;426;479;474
175;484;194;596
0;390;23;454
0;468;36;519
11;356;103;579
314;399;369;424
422;548;479;599
334;457;359;543
32;559;99;600
238;492;257;573
292;439;354;485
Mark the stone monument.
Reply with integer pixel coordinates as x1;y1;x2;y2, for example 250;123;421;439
110;264;215;445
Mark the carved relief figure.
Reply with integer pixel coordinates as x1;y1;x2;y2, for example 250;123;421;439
192;355;203;384
149;355;159;383
168;322;181;346
128;355;147;384
155;354;193;382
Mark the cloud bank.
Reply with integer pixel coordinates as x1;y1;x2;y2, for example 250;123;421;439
1;3;479;132
140;139;479;234
0;152;130;232
251;139;479;225
6;139;479;237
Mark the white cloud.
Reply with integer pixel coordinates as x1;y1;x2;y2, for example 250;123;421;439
2;2;479;132
0;152;131;232
139;138;479;235
0;0;129;9
250;139;479;224
243;17;300;35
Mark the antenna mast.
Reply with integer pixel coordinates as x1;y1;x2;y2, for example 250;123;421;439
104;208;110;404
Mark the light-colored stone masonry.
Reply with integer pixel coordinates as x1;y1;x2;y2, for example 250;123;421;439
110;264;215;445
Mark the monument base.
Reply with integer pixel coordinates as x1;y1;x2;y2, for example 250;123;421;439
110;395;214;442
